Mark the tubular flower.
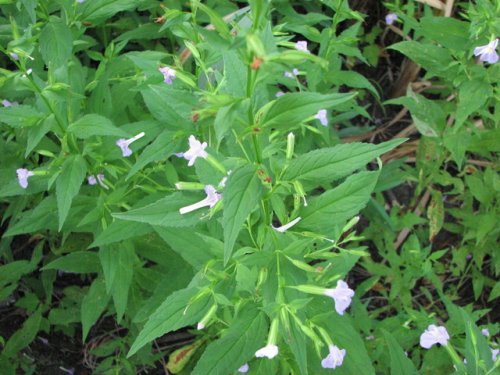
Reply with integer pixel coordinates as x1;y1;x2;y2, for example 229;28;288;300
272;217;302;233
315;109;328;126
179;185;221;215
473;39;499;64
323;280;355;315
16;168;35;189
321;345;346;369
255;344;279;359
159;66;176;84
179;135;208;166
116;132;145;157
420;325;450;349
385;13;398;25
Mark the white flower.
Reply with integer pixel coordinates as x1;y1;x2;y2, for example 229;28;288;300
473;39;499;64
482;328;490;337
385;13;398;25
197;322;205;330
159;66;176;84
420;325;450;349
116;132;145;157
179;185;221;215
323;280;354;315
284;68;300;78
321;345;346;369
315;109;328;126
276;91;285;97
295;40;310;53
255;344;279;359
272;217;302;233
180;135;208;166
16;168;35;189
492;348;499;362
237;363;249;373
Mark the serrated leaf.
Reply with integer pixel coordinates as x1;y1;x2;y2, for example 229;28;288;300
39;17;73;67
192;306;268;375
223;164;263;264
67;114;130;139
284;139;404;184
298;171;379;233
56;155;87;230
42;251;100;273
127;287;211;357
260;92;356;130
382;330;418;375
82;277;110;341
112;193;206;227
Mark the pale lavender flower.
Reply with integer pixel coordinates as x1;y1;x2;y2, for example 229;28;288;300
473;39;499;64
255;344;279;359
181;135;208;166
321;345;346;369
10;52;19;60
324;280;355;315
272;217;302;233
284;68;300;78
88;175;97;185
315;109;328;126
16;168;34;189
179;185;221;214
385;13;398;25
2;99;18;107
420;325;450;349
159;66;176;84
295;40;310;53
492;348;499;362
238;363;249;373
116;132;145;157
76;0;85;3
276;91;285;97
482;328;490;337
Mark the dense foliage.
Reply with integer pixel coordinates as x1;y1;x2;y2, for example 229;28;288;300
0;0;498;374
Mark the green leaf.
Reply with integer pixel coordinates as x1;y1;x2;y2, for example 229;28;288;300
0;260;33;287
455;80;491;128
382;330;418;375
80;0;137;24
0;105;44;128
56;155;87;230
39;17;73;67
67;114;130;139
192;306;268;375
42;251;100;273
82;277;110;341
284;139;404;185
223;164;263;264
298;171;379;233
127;287;211;357
259;92;357;129
331;71;380;99
98;244;134;322
90;221;152;248
112;193;205;227
127;130;182;179
427;190;444;242
419;16;469;50
2;306;42;358
222;51;248;97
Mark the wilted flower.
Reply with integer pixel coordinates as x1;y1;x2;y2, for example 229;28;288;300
385;13;398;25
116;132;145;157
473;39;499;64
237;363;249;373
179;185;221;215
284;68;300;78
179;135;208;166
295;40;310;53
321;345;346;369
324;280;354;315
255;344;279;359
315;109;328;126
272;217;302;233
420;325;450;349
16;168;34;189
159;66;176;84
